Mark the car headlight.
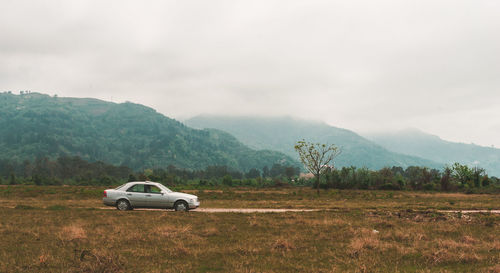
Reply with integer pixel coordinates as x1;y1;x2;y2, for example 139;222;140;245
190;198;195;203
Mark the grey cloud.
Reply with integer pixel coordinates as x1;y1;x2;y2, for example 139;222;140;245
1;0;499;146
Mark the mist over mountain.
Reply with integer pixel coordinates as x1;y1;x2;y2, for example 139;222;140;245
0;93;296;171
366;129;500;176
185;115;441;170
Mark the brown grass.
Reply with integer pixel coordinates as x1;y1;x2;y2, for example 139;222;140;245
76;249;125;273
201;226;219;236
0;186;499;272
488;264;500;273
59;224;87;241
155;224;192;238
272;239;295;251
349;228;389;257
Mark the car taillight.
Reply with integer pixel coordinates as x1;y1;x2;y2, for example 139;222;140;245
103;190;107;197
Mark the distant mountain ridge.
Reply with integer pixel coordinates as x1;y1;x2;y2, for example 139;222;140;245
366;129;500;176
185;115;441;170
0;93;297;171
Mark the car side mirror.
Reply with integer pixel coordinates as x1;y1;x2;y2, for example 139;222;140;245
161;191;166;195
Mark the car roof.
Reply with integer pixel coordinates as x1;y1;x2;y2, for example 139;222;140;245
127;181;161;186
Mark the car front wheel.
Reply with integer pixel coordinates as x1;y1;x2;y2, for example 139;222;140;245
174;200;189;212
116;199;131;211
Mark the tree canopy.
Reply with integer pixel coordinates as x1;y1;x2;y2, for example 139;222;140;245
295;140;341;194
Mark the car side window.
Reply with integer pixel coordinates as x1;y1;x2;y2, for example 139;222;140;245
150;186;162;194
126;184;145;193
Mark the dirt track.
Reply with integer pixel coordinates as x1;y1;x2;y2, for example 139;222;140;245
439;210;500;214
194;208;319;213
98;207;319;213
97;207;500;214
99;208;500;214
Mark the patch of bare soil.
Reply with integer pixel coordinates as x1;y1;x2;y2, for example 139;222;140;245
439;210;500;214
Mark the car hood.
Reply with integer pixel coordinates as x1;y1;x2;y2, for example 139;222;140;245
169;192;197;199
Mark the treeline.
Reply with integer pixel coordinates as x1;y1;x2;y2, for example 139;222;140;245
321;164;500;193
1;156;499;193
0;156;300;186
0;156;131;185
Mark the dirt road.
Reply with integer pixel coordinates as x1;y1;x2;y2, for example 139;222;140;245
439;210;500;214
98;207;319;213
194;208;319;213
97;207;500;214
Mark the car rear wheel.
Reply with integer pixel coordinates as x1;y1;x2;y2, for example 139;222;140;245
116;199;131;211
174;200;189;212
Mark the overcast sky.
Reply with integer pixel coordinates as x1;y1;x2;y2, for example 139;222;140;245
1;0;499;147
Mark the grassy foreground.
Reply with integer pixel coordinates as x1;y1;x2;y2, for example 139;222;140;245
1;186;499;272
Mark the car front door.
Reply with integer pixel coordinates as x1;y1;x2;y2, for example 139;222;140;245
125;184;148;207
144;185;170;208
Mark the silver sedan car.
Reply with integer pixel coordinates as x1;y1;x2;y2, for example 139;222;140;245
103;181;200;211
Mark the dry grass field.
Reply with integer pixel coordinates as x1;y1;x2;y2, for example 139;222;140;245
1;185;500;272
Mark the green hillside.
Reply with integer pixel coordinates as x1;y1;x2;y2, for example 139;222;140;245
186;115;441;170
0;93;296;171
366;129;500;176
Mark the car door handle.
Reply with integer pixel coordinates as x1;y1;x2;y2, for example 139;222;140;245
127;193;132;196
145;194;151;197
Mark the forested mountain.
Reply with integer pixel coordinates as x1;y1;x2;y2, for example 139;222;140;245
185;115;441;170
0;93;296;171
366;129;500;176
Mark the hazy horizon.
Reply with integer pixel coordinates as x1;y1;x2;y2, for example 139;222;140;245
2;0;499;147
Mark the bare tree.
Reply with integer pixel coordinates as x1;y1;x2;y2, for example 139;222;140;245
294;140;341;195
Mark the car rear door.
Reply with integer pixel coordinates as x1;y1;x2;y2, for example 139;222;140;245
125;184;148;207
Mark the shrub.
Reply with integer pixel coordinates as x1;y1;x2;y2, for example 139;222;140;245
379;183;400;190
222;175;233;186
423;183;436;191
